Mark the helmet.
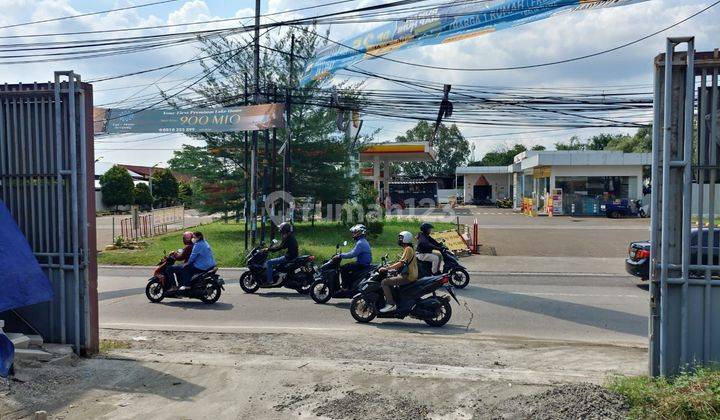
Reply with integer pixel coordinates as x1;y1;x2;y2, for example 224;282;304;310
398;231;413;245
349;224;367;238
278;222;293;235
182;231;193;245
420;222;434;234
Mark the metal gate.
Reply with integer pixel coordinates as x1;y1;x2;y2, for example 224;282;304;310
650;39;720;376
0;72;98;354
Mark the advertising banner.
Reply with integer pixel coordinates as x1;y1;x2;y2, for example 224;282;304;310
95;103;286;134
301;0;645;85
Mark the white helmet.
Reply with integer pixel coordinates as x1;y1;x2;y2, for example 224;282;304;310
350;224;367;238
398;231;413;245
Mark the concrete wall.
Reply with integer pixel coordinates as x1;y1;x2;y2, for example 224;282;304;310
463;173;512;203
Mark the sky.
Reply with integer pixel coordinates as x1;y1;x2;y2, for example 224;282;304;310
1;0;718;168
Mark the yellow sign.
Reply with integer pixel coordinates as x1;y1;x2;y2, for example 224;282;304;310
532;167;551;179
433;230;469;253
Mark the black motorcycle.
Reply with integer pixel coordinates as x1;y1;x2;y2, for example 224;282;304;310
145;252;225;304
417;246;470;289
349;259;459;327
239;242;316;294
309;241;377;304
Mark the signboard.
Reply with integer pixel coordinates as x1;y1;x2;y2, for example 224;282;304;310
94;103;285;134
551;188;564;215
301;0;646;84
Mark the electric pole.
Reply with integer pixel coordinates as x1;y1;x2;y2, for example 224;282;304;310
251;0;260;244
283;33;294;221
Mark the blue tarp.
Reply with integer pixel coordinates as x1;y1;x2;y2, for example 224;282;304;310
0;201;53;313
0;334;13;378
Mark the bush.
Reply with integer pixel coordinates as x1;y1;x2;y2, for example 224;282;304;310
608;367;720;419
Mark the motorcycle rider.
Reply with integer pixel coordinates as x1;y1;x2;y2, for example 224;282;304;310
179;231;216;291
333;224;372;290
166;231;194;290
378;231;418;313
264;222;298;285
416;222;444;275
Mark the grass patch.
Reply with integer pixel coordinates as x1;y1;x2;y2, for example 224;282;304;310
98;219;455;266
608;367;720;419
99;339;131;353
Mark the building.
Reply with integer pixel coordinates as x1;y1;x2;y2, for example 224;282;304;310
94;163;191;212
456;150;651;215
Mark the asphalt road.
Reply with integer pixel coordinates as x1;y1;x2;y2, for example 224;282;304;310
99;266;649;346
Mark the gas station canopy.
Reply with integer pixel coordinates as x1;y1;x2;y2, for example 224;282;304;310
359;142;436;162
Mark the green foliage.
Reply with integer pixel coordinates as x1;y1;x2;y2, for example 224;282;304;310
608;367;720;419
150;169;179;208
555;129;652;153
133;183;153;207
99;165;134;209
475;143;544;167
178;182;193;206
394;121;470;177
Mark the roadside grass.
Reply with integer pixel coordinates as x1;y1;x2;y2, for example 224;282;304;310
608;367;720;419
97;219;455;266
99;339;131;353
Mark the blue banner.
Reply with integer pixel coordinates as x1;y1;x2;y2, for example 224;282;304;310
0;201;53;313
301;0;645;85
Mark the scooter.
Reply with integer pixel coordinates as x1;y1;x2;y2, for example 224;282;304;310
145;251;225;304
417;246;470;289
309;241;377;304
239;242;316;294
349;256;459;327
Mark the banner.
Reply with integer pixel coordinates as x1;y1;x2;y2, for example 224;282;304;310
301;0;645;85
95;103;286;134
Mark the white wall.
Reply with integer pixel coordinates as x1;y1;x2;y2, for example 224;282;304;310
463;173;512;203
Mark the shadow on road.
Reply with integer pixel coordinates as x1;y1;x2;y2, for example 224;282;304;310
463;286;647;337
636;283;650;291
252;291;312;301
163;301;234;311
365;321;478;335
99;287;145;301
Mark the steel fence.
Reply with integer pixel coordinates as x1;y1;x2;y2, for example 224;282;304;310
0;72;98;354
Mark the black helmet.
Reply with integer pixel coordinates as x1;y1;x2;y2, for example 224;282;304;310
420;222;434;234
278;222;293;235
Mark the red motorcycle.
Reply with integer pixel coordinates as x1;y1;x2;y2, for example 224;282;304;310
145;251;225;304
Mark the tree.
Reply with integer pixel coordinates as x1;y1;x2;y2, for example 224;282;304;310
394;121;470;177
178;182;194;206
99;165;134;210
165;26;368;213
151;169;179;208
605;127;652;153
473;143;544;167
133;183;153;208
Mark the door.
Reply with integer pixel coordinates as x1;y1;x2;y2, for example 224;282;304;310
473;185;492;204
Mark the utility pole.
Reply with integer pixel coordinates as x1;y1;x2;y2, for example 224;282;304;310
243;72;249;250
251;0;260;244
271;84;278;239
283;33;294;221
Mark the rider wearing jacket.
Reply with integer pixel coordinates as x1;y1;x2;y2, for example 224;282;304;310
179;231;216;290
378;231;418;313
416;222;443;275
167;231;194;289
334;224;372;290
265;222;298;285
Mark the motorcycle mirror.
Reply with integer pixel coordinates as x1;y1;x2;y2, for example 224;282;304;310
343;240;348;247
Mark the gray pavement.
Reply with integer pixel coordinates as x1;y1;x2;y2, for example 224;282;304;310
98;265;649;346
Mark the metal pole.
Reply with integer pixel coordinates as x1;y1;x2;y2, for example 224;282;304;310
53;73;66;344
251;0;260;244
284;33;294;221
649;58;662;376
271;84;277;240
244;73;249;250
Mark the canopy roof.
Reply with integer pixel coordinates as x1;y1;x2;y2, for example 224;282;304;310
359;142;436;162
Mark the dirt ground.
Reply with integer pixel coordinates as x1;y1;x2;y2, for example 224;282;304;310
1;328;646;419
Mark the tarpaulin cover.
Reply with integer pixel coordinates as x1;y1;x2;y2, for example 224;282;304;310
0;201;53;313
0;334;13;378
301;0;647;84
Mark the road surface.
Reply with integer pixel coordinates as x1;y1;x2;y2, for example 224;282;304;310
99;265;649;346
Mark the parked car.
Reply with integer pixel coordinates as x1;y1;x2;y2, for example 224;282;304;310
626;228;720;281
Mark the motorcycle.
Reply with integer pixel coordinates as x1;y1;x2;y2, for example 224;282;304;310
417;246;470;289
145;251;225;304
239;242;316;294
309;241;377;304
349;256;460;327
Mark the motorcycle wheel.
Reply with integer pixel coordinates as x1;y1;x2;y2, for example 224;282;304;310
239;271;260;293
350;295;377;323
449;268;470;289
310;280;332;304
200;281;222;304
424;300;452;327
145;278;165;303
296;273;313;295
